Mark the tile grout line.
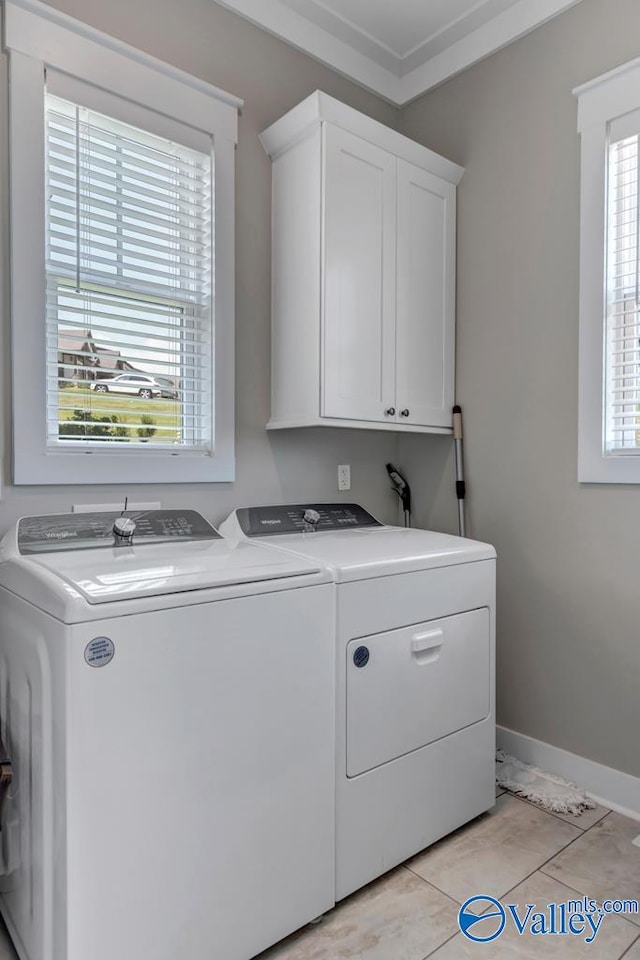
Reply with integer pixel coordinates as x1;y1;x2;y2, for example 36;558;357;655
419;887;640;960
548;870;640;931
411;795;592;908
407;823;590;959
409;799;611;958
618;933;640;959
505;788;588;831
421;926;460;960
537;811;614;879
504;818;604;897
403;863;465;907
312;802;628;960
498;818;640;935
401;862;468;956
417;831;639;960
399;866;468;959
506;788;610;832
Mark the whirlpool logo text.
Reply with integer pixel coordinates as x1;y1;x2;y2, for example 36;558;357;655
458;894;639;945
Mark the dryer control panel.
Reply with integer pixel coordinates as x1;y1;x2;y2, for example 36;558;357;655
235;504;381;537
17;510;219;554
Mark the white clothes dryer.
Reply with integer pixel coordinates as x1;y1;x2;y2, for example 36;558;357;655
220;503;496;901
0;509;334;960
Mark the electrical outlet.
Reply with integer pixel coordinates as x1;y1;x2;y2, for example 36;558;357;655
338;464;351;491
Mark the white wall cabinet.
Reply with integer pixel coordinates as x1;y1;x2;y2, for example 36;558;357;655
322;125;397;424
261;92;463;434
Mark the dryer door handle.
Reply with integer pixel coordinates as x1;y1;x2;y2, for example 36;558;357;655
411;629;444;664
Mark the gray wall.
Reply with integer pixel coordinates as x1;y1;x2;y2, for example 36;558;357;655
0;0;403;530
400;0;640;777
3;0;637;779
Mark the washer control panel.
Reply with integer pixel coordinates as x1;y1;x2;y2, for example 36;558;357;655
17;510;220;554
235;503;381;537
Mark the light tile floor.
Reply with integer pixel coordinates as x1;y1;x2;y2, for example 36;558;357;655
623;940;640;960
407;795;582;909
0;791;637;960
257;792;640;960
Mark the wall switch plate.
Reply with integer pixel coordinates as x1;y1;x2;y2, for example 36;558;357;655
338;465;351;491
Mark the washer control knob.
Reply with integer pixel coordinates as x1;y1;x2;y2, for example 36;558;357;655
113;517;136;540
303;509;320;528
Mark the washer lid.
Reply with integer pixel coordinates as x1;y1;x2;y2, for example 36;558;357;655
31;538;323;601
220;506;495;582
253;527;495;581
0;514;326;621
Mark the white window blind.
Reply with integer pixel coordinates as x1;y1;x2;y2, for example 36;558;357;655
45;93;213;451
606;129;640;453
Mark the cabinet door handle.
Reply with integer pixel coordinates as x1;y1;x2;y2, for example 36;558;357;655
400;408;410;417
384;407;396;417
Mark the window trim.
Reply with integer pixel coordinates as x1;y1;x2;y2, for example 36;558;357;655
575;57;640;483
4;0;242;484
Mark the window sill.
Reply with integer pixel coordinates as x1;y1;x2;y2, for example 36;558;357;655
579;452;640;484
14;447;235;485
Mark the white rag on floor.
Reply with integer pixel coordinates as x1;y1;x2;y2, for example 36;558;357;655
496;750;596;816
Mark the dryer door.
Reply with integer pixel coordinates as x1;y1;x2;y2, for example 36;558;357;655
346;608;490;777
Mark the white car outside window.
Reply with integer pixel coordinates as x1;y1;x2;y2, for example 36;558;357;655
90;376;161;399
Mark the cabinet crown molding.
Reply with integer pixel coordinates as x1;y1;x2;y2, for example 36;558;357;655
260;90;464;185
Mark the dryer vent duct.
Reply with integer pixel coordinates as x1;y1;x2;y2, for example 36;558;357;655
386;463;411;527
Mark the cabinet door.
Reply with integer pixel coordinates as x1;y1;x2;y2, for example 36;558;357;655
396;160;456;429
322;125;397;423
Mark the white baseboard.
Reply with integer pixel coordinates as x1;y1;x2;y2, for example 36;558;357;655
497;725;640;822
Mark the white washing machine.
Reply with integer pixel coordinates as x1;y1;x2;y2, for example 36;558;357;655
0;509;335;960
220;503;496;900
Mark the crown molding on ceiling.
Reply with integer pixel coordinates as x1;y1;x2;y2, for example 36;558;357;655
214;0;399;100
213;0;584;105
398;0;584;103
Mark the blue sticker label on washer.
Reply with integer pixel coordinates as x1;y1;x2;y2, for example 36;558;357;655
85;637;115;668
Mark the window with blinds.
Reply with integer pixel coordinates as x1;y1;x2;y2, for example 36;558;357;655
606;131;640;454
45;93;213;451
